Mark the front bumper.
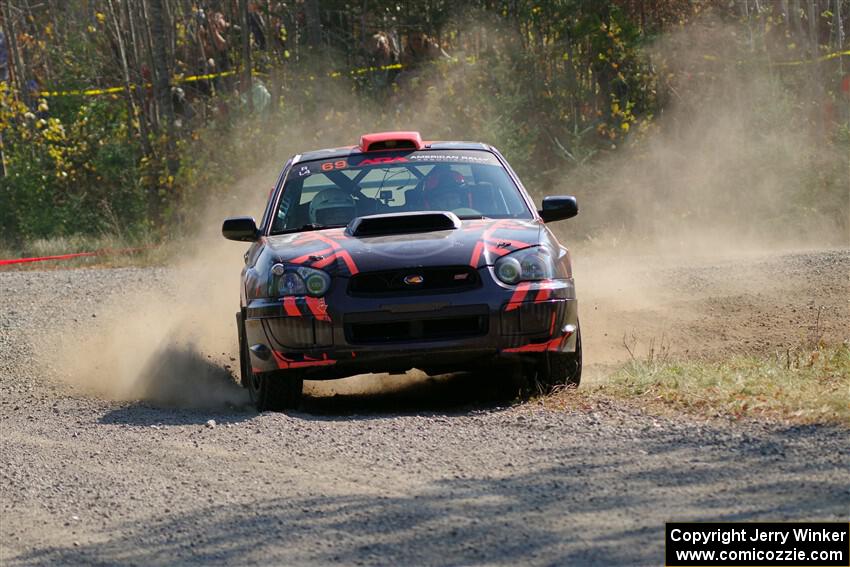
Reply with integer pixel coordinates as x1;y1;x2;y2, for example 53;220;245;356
244;272;578;378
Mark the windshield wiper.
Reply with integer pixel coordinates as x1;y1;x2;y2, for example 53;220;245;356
273;223;345;235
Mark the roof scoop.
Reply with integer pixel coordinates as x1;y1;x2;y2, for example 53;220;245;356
347;211;461;237
359;131;423;152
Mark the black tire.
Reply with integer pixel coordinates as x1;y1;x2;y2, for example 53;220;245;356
494;362;529;401
534;327;582;394
248;369;304;412
237;311;251;388
239;314;303;411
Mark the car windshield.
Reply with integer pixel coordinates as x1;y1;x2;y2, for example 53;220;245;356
269;149;532;234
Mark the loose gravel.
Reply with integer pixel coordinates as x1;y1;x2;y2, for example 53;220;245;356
1;253;848;566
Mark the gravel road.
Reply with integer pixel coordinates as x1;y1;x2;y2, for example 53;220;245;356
1;249;848;566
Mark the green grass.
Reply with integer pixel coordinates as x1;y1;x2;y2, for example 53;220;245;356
544;341;850;427
586;342;850;426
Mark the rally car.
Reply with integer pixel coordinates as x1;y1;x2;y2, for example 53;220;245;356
223;131;581;410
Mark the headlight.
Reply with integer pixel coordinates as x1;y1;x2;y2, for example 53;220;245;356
270;264;331;297
494;247;555;285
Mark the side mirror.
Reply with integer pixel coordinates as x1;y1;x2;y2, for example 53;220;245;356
222;216;259;241
539;196;578;223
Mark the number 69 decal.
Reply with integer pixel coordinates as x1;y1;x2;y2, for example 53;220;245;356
321;160;348;172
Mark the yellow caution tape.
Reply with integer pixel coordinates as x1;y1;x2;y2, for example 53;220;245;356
179;70;238;83
39;71;238;97
328;62;404;78
772;49;850;66
39;63;405;97
38;49;849;98
700;49;850;66
39;85;126;97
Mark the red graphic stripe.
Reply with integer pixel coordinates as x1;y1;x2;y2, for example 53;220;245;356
282;297;300;316
469;241;485;268
505;282;532;310
502;332;572;354
272;350;336;369
534;288;552;302
336;250;359;275
313;232;343;250
311;250;359;275
290;247;334;265
311;253;338;270
304;297;331;321
486;244;511;257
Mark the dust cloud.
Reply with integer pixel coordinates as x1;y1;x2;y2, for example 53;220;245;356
554;21;849;367
562;22;848;254
50;18;849;405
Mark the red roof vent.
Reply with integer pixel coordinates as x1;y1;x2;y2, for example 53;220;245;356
359;131;423;152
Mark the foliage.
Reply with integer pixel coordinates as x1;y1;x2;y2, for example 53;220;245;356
0;0;848;247
1;85;147;242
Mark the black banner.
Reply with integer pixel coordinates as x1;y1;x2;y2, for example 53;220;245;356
666;522;849;566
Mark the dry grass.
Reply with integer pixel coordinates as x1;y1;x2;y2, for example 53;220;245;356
0;234;175;270
555;342;850;426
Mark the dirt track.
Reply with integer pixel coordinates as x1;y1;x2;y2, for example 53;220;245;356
1;248;848;566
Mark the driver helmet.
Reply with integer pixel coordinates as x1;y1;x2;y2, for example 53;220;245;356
423;167;468;210
309;188;356;225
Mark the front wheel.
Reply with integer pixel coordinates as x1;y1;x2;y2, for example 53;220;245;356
533;327;582;394
239;314;303;411
247;369;304;412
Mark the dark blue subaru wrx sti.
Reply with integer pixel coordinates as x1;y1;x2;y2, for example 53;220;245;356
223;131;581;410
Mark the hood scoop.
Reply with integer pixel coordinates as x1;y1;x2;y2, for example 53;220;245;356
347;211;461;237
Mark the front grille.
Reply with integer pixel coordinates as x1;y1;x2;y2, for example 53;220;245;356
346;314;488;344
348;266;480;296
264;318;333;348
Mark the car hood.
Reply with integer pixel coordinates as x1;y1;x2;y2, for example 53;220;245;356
263;218;546;276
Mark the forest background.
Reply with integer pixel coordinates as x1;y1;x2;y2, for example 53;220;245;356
1;0;848;253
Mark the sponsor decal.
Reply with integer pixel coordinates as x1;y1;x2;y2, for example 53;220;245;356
408;153;498;164
357;156;409;166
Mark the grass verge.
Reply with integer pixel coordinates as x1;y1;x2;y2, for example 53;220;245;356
552;342;850;426
0;234;174;270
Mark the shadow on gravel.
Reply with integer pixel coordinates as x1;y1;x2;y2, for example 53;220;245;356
299;370;518;418
98;404;255;427
12;429;848;566
98;370;518;426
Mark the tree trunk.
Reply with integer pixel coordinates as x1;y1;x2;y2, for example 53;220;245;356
148;0;176;173
107;0;141;147
806;0;818;57
304;0;322;51
836;0;845;75
125;0;154;157
240;0;253;110
139;0;161;131
2;0;26;102
790;0;807;49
